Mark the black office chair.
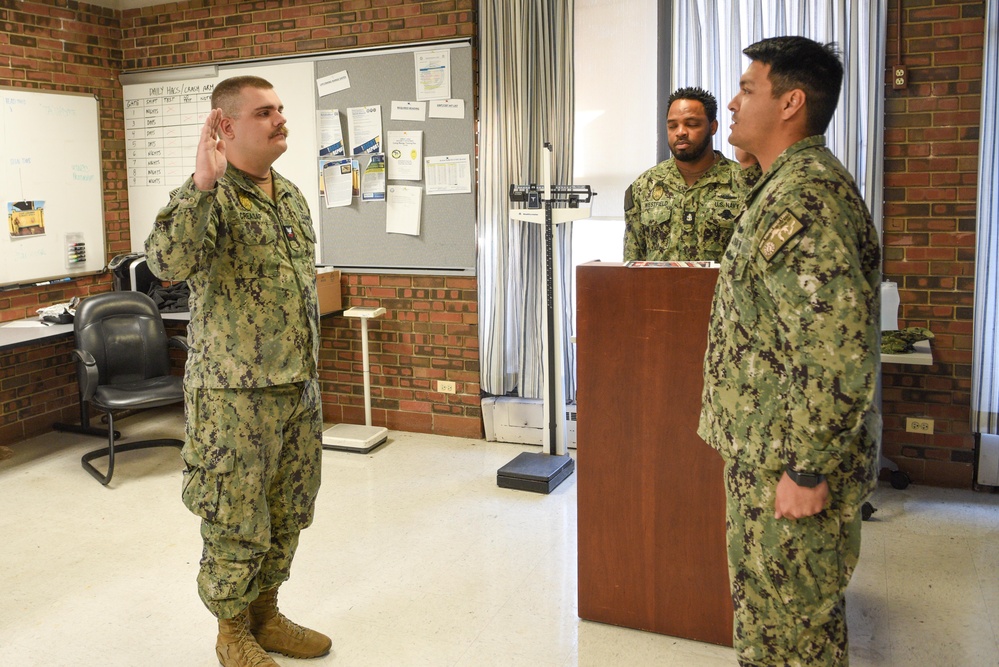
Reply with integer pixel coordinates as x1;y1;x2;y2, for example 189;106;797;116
55;291;188;485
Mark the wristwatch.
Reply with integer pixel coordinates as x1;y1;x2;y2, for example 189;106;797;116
786;467;825;488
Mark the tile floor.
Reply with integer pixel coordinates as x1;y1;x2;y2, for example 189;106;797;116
1;406;998;666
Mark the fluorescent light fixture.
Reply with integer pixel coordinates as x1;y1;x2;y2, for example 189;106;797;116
119;64;218;86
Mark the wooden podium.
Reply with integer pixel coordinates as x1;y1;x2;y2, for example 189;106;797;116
575;262;733;646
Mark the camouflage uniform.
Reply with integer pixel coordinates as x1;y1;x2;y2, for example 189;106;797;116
623;152;744;261
698;136;881;666
145;166;322;620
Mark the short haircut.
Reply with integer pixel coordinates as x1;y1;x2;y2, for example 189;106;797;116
667;86;718;123
211;75;274;117
743;36;843;136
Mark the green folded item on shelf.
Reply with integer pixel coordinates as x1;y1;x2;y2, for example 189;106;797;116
881;327;934;354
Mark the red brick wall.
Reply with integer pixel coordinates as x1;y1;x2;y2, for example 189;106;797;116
0;2;126;445
117;0;480;437
1;0;481;446
4;0;992;486
881;0;984;487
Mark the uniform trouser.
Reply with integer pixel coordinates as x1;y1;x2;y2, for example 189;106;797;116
181;380;323;620
724;459;863;667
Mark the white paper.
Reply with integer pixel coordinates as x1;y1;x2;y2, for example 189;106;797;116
429;99;465;119
361;154;386;202
317;70;350;97
317;109;345;157
415;49;451;101
386;130;423;181
424;154;471;195
321;158;354;208
347;105;382;155
391;100;427;122
386;185;423;236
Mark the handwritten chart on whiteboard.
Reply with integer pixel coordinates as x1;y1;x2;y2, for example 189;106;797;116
124;82;214;189
0;87;106;287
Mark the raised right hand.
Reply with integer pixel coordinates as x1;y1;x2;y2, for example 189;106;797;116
193;108;226;191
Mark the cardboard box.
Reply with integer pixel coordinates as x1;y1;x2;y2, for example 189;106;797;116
316;268;342;315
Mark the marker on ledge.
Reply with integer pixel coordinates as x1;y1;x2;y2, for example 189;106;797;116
36;277;73;286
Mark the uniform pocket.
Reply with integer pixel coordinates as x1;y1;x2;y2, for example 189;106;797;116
180;444;235;523
219;209;280;279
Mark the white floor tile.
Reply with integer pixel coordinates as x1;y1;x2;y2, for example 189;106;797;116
2;407;998;666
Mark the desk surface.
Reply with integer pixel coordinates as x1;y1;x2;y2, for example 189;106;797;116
1;311;190;352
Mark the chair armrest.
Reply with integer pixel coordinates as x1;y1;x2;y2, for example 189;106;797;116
169;335;189;353
70;348;99;401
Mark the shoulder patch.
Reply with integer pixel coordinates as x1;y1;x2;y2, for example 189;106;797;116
758;209;805;261
624;185;634;212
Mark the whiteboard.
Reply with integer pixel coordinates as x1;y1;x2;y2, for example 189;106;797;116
0;88;106;287
123;61;320;256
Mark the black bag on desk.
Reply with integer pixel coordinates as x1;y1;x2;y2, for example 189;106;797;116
147;281;190;313
108;253;157;294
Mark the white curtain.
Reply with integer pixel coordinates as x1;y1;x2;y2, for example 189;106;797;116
972;0;999;435
672;0;886;238
478;0;576;401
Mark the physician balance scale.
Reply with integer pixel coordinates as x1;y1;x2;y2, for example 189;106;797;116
496;143;595;493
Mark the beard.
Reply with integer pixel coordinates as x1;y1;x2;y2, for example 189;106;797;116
670;132;713;162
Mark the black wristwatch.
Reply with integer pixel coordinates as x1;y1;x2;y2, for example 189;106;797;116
786;467;825;488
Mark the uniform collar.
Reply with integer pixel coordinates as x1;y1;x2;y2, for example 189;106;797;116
667;150;729;186
746;135;827;201
226;165;289;200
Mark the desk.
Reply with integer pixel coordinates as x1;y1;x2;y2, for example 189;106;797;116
0;311;190;352
0;319;74;351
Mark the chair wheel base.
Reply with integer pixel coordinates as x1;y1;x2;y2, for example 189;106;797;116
82;438;183;485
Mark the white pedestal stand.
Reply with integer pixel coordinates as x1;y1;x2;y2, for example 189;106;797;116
322;306;389;453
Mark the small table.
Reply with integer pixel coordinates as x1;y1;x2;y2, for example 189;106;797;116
881;339;933;366
322;306;389;453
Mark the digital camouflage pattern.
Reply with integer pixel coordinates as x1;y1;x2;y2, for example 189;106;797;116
146;167;323;619
623;152;744;262
881;326;934;355
183;381;322;619
698;136;881;665
725;459;861;666
145;167;319;389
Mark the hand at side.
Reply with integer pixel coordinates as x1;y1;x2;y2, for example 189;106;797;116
774;472;829;519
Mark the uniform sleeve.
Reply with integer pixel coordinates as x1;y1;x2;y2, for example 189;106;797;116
144;177;217;282
623;182;644;262
762;201;879;475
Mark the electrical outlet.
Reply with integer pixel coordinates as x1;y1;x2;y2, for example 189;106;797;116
892;64;908;90
437;380;456;394
906;417;934;434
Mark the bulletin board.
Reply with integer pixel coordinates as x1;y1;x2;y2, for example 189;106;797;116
314;42;476;273
0;87;106;287
120;40;475;275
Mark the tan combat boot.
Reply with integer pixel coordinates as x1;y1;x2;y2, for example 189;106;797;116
248;586;332;659
216;608;279;667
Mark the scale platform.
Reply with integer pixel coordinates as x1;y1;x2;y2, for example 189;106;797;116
497;451;574;494
322;423;388;453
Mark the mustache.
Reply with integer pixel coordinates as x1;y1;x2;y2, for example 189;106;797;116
272;125;289;138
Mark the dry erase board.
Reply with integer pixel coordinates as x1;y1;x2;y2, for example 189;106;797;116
122;60;321;257
1;87;106;287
